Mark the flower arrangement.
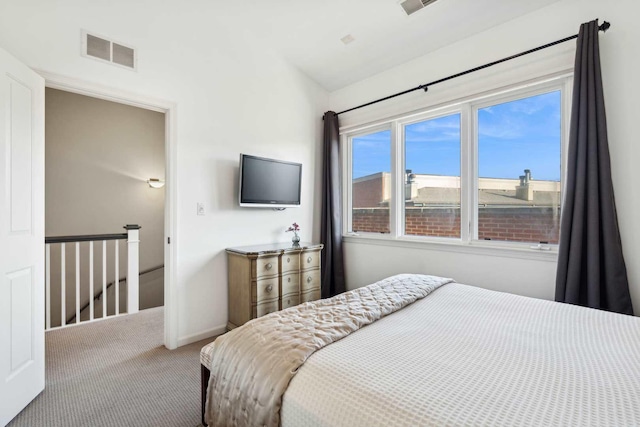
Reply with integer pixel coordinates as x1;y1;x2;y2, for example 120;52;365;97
286;222;301;246
286;222;300;235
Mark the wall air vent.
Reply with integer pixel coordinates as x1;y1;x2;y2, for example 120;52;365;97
82;30;137;71
400;0;438;16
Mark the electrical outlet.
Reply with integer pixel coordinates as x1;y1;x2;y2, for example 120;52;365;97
197;202;205;216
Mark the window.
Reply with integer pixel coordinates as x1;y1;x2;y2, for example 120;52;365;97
351;129;392;234
404;113;461;238
477;91;562;244
344;77;568;250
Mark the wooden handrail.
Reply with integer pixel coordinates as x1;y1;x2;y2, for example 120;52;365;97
45;224;141;244
45;233;127;244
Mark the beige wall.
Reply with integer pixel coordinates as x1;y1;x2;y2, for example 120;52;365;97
45;88;165;326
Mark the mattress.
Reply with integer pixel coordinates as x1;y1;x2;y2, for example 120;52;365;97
280;283;640;426
201;341;214;370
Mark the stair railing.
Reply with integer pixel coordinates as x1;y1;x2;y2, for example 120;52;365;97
44;224;141;330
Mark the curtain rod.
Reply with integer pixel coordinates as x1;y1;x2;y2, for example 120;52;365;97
334;20;610;117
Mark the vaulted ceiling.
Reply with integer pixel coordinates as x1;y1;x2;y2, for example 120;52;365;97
222;0;562;91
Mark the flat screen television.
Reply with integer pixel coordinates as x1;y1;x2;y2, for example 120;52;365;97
239;154;302;208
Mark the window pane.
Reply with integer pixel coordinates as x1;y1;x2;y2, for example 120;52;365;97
477;91;561;243
404;114;461;238
352;130;391;234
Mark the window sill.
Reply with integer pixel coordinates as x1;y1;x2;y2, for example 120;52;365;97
342;233;559;262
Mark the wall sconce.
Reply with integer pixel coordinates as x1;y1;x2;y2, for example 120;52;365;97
147;178;165;189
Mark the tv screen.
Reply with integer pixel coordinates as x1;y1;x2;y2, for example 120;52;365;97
239;154;302;208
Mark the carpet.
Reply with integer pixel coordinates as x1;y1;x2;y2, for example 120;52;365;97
8;307;213;427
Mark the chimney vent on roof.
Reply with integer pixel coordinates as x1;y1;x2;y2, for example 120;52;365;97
516;169;534;201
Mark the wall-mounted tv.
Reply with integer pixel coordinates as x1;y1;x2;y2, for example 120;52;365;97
239;154;302;208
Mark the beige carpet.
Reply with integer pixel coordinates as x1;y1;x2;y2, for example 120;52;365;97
8;307;213;427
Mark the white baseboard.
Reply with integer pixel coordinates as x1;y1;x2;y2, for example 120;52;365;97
177;324;226;347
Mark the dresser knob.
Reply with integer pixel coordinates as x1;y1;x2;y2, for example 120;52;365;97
265;263;272;270
307;257;312;263
287;299;291;305
266;284;273;293
287;277;291;283
307;276;312;283
287;257;290;263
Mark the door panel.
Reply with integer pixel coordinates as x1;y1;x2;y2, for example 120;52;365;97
9;78;33;234
0;46;45;426
7;268;33;377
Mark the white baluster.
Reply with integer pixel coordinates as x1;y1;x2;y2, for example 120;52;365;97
115;240;119;315
75;242;80;324
45;243;51;330
126;225;140;314
89;241;94;321
102;240;107;318
60;243;66;327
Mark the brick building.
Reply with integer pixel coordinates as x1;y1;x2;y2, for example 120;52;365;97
352;171;561;244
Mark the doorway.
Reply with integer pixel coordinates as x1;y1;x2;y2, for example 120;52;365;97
41;72;178;349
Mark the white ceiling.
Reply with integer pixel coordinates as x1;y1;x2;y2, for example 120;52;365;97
223;0;561;91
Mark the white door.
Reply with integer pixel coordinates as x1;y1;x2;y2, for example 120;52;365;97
0;47;45;426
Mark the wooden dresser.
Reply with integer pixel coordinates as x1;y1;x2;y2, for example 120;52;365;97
225;242;323;330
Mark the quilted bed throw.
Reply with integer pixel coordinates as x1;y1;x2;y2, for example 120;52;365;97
204;274;453;427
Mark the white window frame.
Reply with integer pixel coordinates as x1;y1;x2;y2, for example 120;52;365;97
469;81;569;249
397;106;466;242
343;123;394;236
341;72;572;260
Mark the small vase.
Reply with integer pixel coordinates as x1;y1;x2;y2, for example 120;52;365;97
291;233;301;247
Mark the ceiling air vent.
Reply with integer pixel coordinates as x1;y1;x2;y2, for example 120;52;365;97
82;30;137;71
400;0;438;16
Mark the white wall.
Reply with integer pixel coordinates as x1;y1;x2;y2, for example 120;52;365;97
0;0;328;345
330;0;640;311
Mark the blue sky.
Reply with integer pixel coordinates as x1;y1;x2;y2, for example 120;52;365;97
352;91;561;181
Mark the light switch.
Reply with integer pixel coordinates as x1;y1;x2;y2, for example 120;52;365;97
197;202;205;216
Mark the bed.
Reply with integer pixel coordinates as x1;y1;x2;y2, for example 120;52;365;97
200;274;640;426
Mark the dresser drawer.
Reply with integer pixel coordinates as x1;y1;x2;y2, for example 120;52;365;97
281;272;300;295
251;278;279;303
252;256;279;279
281;253;300;274
301;250;321;270
301;288;320;303
227;243;323;329
253;300;279;318
301;269;320;292
281;294;300;309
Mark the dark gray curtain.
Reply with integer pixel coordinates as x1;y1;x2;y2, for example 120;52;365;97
321;111;346;298
555;20;633;315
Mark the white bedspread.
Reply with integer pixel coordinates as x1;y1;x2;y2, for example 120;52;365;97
282;282;640;426
204;274;452;427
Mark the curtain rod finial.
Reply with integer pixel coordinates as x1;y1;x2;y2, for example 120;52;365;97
599;21;611;32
